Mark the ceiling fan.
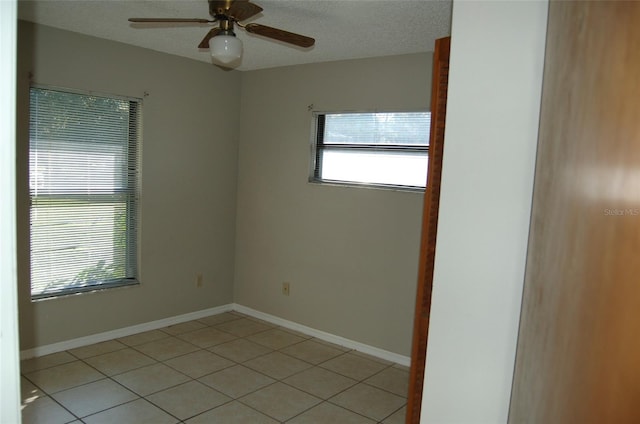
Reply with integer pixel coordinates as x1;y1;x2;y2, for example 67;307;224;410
129;0;315;66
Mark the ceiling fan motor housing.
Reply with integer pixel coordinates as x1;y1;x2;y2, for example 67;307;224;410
209;0;234;18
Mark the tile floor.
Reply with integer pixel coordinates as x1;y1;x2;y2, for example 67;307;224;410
20;311;408;423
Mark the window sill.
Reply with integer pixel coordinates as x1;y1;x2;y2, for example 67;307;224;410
307;179;425;194
31;280;141;302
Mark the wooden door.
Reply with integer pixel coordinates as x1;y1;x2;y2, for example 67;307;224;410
509;2;640;423
406;36;450;424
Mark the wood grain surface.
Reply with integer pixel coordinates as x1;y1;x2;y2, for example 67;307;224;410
510;2;640;423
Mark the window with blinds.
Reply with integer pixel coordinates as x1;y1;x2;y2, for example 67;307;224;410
29;86;140;300
310;112;430;190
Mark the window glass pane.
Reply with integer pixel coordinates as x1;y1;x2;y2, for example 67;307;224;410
30;200;131;297
324;112;430;146
30;139;128;195
320;149;428;188
29;87;139;300
313;111;430;189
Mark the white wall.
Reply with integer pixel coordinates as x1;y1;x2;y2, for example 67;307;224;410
16;22;241;350
421;1;548;423
1;1;21;422
234;54;431;357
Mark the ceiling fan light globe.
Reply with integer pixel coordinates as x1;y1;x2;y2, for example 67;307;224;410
209;35;242;65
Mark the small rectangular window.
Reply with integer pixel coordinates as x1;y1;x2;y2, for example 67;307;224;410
310;111;430;190
28;86;141;300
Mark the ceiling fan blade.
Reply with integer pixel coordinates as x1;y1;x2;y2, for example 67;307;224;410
198;28;222;49
227;1;263;21
244;23;315;48
129;18;214;23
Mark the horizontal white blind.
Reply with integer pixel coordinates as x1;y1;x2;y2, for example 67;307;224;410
29;87;139;299
324;112;430;145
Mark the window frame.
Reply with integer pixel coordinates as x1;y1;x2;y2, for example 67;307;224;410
28;84;142;301
309;110;430;192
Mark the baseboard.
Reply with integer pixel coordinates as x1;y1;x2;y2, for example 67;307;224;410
20;304;233;360
21;303;411;367
233;303;411;367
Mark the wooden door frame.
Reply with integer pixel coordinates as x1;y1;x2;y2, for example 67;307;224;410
406;36;451;424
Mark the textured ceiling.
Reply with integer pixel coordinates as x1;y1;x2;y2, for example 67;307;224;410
18;0;452;71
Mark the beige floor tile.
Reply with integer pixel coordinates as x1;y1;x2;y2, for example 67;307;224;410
68;340;127;359
382;405;407;424
21;395;76;424
244;351;312;380
240;382;321;422
160;320;207;335
197;312;242;326
133;336;199;361
21;376;44;402
281;339;346;364
329;383;406;421
176;327;237;348
147;380;231;421
164;349;234;378
364;366;409;397
51;378;138;418
320;352;389;381
25;360;104;394
21;351;77;373
287;401;376;424
208;338;272;362
215;317;273;337
284;366;357;399
116;329;169;347
83;348;156;376
82;398;178;424
246;328;307;350
185;401;278;424
199;365;275;398
112;363;190;396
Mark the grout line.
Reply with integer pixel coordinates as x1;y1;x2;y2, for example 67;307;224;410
78;398;152;422
47;394;82;423
378;402;407;423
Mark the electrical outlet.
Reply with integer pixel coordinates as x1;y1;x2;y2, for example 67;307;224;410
196;273;203;288
282;282;290;296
